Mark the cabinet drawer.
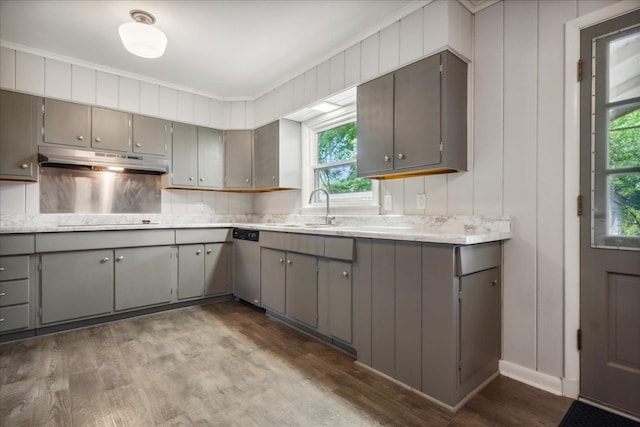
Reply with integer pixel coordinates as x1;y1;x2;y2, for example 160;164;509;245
0;256;30;281
456;242;500;276
0;234;35;256
0;304;30;332
0;279;29;306
288;234;325;257
176;228;231;244
36;229;175;252
324;237;355;261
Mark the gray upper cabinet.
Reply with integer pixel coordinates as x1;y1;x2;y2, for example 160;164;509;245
357;50;467;178
260;248;286;315
44;98;90;147
224;130;252;189
285;252;318;328
0;90;41;181
40;250;114;324
91;107;131;152
132;115;170;156
170;122;198;187
254;119;301;190
197;127;224;189
356;74;394;176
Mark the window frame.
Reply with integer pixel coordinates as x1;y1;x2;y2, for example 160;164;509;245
301;103;380;215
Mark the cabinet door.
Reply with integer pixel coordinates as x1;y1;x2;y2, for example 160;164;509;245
254;121;279;189
132;115;170;156
197;127;224;189
394;54;441;170
204;243;229;296
44;98;90;147
328;260;352;343
0;90;41;180
260;248;286;314
356;74;394;176
232;239;260;305
41;250;113;324
224;130;252;188
371;240;395;377
114;246;173;310
91;107;131;151
286;252;318;328
395;242;422;390
171;123;198;187
459;268;500;390
178;244;204;300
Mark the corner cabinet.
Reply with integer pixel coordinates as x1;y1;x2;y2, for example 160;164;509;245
224;130;253;189
357;50;467;179
0;90;42;181
253;120;301;190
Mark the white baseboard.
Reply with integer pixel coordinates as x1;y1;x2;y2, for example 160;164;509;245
499;360;563;396
562;377;579;398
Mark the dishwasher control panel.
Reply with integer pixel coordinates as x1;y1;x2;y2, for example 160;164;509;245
233;229;260;242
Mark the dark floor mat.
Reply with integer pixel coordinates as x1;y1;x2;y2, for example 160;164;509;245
559;401;639;426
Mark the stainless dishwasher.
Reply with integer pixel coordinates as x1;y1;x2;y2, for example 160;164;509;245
232;229;261;306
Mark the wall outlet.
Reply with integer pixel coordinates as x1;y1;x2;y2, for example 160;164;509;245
384;194;393;211
416;193;426;210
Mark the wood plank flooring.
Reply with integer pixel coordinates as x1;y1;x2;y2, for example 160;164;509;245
0;301;572;426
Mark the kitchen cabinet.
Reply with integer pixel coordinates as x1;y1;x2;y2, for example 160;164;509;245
0;254;34;334
0;90;41;181
326;260;352;344
132;115;170;156
370;240;396;377
168;124;223;189
357;50;467;179
178;243;230;300
285;252;318;328
253;119;301;190
114;246;173;311
43;98;90;147
260;248;286;315
224;130;252;189
91;107;131;151
40;250;114;324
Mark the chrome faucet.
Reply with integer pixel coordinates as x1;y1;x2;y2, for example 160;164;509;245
308;188;334;225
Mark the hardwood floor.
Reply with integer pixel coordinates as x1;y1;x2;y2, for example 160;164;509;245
0;301;572;426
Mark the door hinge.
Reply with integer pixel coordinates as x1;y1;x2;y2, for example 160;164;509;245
440;142;444;152
440;63;443;75
458;290;463;300
577;59;583;82
577;195;583;216
577;329;582;351
41;104;45;113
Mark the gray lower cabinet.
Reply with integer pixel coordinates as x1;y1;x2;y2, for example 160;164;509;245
204;243;230;296
91;107;131;151
40;250;114;324
285;252;318;328
327;260;352;344
132;115;170;156
224;130;253;189
114;246;173;311
0;90;41;181
0;254;35;333
370;240;395;378
43;98;90;147
178;244;205;300
260;248;286;314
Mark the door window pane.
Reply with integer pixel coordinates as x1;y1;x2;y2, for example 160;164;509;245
608;32;640;103
608;105;640;169
608;173;640;237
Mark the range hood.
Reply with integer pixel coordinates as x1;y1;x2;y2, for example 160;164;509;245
38;146;169;174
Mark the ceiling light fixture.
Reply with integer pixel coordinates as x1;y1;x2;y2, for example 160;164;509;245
310;101;341;113
118;9;167;59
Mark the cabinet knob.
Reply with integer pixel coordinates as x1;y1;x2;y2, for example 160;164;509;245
272;176;276;180
0;319;4;322
491;279;498;286
245;178;250;183
189;177;195;181
383;155;390;162
101;257;110;262
206;249;212;254
116;255;124;261
287;259;292;265
0;267;5;271
196;249;202;255
342;271;349;277
135;143;142;148
20;164;29;169
0;293;5;297
279;258;284;263
95;137;101;143
77;135;84;141
200;178;204;182
397;153;405;160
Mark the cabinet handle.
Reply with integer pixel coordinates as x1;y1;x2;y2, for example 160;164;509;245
279;258;284;263
189;177;194;181
135;143;142;148
77;135;84;141
287;260;292;265
206;249;212;254
383;155;390;162
397;153;405;160
20;164;29;169
0;293;5;297
342;271;349;277
116;256;124;261
196;250;202;255
95;137;101;143
101;257;110;262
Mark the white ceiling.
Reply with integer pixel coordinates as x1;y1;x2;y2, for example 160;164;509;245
0;0;421;100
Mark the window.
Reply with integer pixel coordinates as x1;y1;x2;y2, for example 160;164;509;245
302;104;378;212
